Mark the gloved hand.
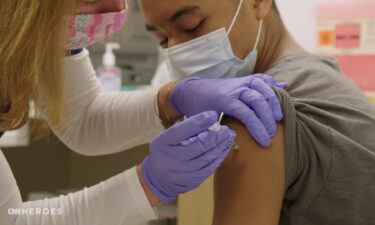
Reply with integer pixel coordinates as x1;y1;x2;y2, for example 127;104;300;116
141;111;236;203
171;74;286;147
251;74;287;89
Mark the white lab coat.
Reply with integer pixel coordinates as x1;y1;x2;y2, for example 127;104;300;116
54;49;163;155
0;49;164;225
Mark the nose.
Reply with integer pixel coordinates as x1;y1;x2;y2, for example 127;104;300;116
75;0;125;14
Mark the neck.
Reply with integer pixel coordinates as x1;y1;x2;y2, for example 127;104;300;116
255;13;306;73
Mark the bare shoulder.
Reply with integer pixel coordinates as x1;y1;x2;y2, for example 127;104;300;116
212;117;285;225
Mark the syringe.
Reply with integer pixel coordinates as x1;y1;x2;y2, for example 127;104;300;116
208;112;225;132
208;112;240;151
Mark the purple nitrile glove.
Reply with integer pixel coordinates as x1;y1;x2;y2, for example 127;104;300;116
171;74;286;147
251;74;288;89
142;111;236;203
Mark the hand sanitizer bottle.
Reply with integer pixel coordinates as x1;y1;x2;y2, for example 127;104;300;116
98;43;122;92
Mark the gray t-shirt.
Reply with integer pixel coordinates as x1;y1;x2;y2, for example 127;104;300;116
265;53;375;224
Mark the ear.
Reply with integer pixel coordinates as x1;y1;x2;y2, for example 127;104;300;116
253;0;273;20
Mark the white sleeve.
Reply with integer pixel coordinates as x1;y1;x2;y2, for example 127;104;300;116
0;151;157;225
43;49;164;156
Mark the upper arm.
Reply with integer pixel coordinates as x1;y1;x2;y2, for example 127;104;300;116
212;117;285;225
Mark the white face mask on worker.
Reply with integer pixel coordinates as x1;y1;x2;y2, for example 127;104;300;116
163;0;263;80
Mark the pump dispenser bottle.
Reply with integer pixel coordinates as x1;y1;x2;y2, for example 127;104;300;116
98;43;122;92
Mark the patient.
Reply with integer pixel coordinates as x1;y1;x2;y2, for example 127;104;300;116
138;0;375;224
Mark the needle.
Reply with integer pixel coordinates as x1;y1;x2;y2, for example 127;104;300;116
208;112;225;132
208;112;240;150
218;112;225;124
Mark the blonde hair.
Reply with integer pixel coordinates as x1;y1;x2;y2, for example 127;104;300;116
0;0;77;132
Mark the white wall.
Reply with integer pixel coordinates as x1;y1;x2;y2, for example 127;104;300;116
276;0;343;52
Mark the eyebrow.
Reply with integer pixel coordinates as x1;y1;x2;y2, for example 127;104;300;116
145;5;200;32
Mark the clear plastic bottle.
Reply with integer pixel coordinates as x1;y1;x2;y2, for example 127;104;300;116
98;43;122;92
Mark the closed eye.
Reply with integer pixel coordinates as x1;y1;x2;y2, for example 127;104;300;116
158;19;206;48
184;19;206;34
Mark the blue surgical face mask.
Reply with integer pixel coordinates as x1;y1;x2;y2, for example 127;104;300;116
163;0;263;80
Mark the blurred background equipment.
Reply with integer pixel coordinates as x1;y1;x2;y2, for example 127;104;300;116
316;0;375;99
87;1;159;86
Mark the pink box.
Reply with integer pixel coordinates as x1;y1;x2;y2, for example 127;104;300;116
335;24;360;49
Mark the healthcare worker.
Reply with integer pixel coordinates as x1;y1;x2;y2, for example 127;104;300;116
0;0;285;224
